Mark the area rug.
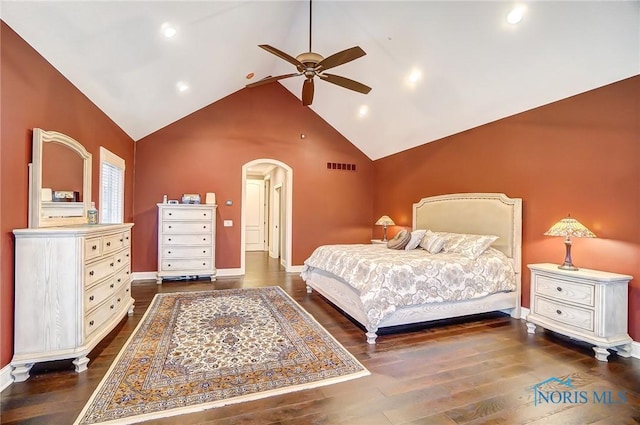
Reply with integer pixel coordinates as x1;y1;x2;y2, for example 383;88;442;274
74;286;369;425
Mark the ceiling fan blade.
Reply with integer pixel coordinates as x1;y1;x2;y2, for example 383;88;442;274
316;46;366;72
302;79;314;106
318;73;372;94
258;45;304;71
246;73;300;88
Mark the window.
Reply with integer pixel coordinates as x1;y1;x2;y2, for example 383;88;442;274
99;147;125;224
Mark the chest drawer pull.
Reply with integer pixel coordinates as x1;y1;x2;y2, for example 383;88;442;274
110;304;114;310
556;287;562;292
118;259;122;263
169;212;172;216
556;309;562;315
89;270;94;276
203;225;207;229
106;242;111;247
119;238;123;242
89;320;94;326
117;278;121;283
110;283;115;288
168;225;172;229
89;295;94;301
92;245;97;250
110;262;115;267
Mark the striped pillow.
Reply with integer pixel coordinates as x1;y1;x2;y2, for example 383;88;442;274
419;230;446;254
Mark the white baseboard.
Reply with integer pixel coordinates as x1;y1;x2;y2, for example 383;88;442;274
0;364;13;392
216;268;243;277
131;271;157;281
287;265;304;273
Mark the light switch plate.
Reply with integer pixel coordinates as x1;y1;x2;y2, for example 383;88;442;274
223;220;233;227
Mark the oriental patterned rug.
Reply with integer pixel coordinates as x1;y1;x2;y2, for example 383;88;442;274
74;287;369;425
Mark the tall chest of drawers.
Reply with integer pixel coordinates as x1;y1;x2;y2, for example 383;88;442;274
11;223;134;381
526;263;632;362
156;203;217;283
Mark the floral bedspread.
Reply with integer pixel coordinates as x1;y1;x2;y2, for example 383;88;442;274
301;244;516;328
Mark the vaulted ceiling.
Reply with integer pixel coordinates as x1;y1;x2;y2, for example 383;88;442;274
1;1;638;160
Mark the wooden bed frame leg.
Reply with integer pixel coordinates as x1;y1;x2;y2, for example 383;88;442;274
366;327;378;344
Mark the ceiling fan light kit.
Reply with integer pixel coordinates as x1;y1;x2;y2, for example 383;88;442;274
247;0;371;106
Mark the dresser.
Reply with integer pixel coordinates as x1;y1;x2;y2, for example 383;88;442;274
157;203;217;283
12;223;134;381
526;263;632;362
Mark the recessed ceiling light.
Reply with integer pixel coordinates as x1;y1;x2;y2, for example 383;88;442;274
358;105;369;117
507;5;526;24
161;22;177;38
405;68;422;88
176;81;190;93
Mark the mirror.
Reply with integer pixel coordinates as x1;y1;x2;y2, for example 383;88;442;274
29;128;92;228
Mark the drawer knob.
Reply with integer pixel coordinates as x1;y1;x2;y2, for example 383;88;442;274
110;283;115;288
556;309;562;315
169;212;172;216
92;245;97;250
203;238;206;241
203;250;206;254
118;259;122;263
117;278;121;283
89;270;94;276
126;254;130;257
203;225;206;229
168;251;172;254
110;262;115;267
89;295;94;301
556;287;562;292
203;262;206;266
89;320;94;326
126;236;129;240
168;264;171;267
119;238;123;242
203;213;207;216
168;225;172;229
117;298;121;302
110;304;114;310
106;242;111;247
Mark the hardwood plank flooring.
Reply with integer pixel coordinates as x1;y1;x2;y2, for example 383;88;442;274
2;252;639;424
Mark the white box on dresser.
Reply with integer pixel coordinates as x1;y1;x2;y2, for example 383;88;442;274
157;203;217;284
12;223;134;381
526;263;632;362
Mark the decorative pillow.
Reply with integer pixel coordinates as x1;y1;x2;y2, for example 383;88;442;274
387;229;411;250
419;230;446;254
438;231;499;259
404;229;427;250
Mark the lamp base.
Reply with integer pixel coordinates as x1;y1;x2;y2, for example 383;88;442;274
558;264;579;271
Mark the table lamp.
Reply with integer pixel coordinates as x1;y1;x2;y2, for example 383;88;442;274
375;215;395;242
544;214;596;271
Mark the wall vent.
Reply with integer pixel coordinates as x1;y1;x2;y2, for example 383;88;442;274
326;162;357;171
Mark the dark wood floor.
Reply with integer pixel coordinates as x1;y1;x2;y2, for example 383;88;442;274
2;252;639;424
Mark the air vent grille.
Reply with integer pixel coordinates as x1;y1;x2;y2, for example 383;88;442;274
327;162;357;171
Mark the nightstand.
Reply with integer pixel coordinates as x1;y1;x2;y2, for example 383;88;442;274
371;239;387;244
526;263;633;362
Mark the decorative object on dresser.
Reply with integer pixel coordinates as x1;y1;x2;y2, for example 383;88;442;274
12;128;134;382
526;263;632;362
157;203;217;284
544;214;596;271
374;215;395;242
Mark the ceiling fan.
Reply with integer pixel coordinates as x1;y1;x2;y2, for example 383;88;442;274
246;0;371;106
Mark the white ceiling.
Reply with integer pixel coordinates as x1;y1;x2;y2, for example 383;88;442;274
1;1;638;160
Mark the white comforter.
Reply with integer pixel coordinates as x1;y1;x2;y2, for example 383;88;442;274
301;244;516;328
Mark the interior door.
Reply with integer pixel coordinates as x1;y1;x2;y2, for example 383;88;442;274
270;185;281;259
245;178;265;251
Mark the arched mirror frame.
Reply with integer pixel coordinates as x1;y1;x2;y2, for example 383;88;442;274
29;128;92;228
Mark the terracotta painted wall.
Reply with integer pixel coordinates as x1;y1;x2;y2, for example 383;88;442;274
133;83;374;272
0;22;135;369
373;76;640;341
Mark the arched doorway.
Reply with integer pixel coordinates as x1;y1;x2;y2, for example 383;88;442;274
240;159;293;274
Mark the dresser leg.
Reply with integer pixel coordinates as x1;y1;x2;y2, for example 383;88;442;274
593;346;610;362
128;304;135;316
306;285;313;294
156;275;162;284
11;363;34;382
73;356;90;373
210;275;216;282
526;321;537;334
616;344;632;358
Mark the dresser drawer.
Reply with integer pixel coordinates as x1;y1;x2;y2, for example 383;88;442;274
84;237;102;261
163;234;212;245
85;285;129;339
85;256;116;286
113;249;130;270
534;275;594;307
160;258;213;272
534;297;594;332
85;277;119;313
162;208;213;221
163;221;212;234
162;246;212;258
103;232;126;254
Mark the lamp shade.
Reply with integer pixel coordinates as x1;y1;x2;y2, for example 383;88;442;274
544;215;596;239
375;215;395;226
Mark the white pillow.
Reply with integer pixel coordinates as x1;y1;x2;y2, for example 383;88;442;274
437;231;499;259
404;229;427;250
419;230;446;254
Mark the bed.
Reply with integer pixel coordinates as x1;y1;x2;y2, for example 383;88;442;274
301;193;522;344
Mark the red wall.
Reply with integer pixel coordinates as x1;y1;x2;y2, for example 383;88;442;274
133;83;374;271
373;75;640;341
0;22;135;368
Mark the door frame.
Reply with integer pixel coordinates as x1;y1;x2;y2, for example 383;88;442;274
240;159;293;274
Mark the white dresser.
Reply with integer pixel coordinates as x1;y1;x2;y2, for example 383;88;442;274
12;223;134;381
157;203;217;283
526;263;633;361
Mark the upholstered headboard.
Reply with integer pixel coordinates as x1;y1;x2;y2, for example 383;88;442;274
412;193;522;270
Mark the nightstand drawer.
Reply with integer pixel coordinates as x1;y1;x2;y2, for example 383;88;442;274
534;275;594;307
534;297;594;332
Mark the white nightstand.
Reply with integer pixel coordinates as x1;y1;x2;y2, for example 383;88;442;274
371;239;387;244
526;263;633;362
